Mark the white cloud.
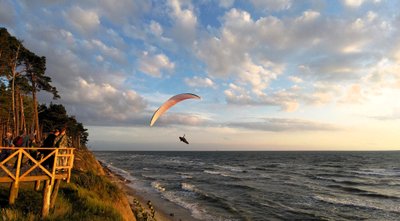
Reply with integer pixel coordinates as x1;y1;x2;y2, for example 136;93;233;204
152;112;208;127
65;6;100;35
89;39;125;63
138;51;175;77
196;9;284;95
342;0;365;8
97;0;151;24
342;0;382;8
219;0;235;8
288;76;303;83
167;0;198;46
224;83;299;112
250;0;292;11
149;20;163;36
185;76;216;88
63;77;147;123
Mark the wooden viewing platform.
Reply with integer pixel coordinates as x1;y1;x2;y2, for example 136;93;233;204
0;147;75;217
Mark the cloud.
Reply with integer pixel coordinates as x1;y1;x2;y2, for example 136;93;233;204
224;83;299;112
228;118;338;132
149;20;163;37
339;84;365;104
167;0;198;46
219;0;235;8
184;76;216;88
341;0;381;8
288;76;303;83
65;6;100;35
138;51;175;77
0;0;16;25
196;9;285;95
61;77;147;125
342;0;365;8
151;112;209;127
97;0;151;24
250;0;292;11
83;39;125;63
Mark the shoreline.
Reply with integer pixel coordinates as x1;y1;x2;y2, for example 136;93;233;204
100;161;177;221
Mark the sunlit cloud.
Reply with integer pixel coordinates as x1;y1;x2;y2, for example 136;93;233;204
138;51;175;77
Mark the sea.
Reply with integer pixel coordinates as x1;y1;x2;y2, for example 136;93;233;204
93;151;400;221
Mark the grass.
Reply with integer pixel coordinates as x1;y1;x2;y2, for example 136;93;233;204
0;170;124;221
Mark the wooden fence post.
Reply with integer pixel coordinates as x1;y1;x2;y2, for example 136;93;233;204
9;181;19;205
42;179;53;218
50;179;61;209
35;180;41;191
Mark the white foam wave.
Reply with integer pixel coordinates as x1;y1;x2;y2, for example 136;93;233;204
151;181;166;192
354;168;400;176
181;183;196;192
314;194;400;212
98;159;136;181
176;172;194;179
204;170;221;175
161;191;216;220
215;164;246;172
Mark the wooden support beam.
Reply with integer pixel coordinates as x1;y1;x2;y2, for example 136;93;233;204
50;179;61;209
42;180;52;218
9;181;19;205
35;180;41;191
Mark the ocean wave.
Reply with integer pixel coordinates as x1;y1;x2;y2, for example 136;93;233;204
203;170;221;175
353;168;400;177
176;172;194;179
151;181;166;192
98;159;137;182
326;184;370;194
313;194;400;213
214;164;249;173
203;170;247;180
161;191;216;220
181;182;196;192
359;193;400;200
311;175;377;186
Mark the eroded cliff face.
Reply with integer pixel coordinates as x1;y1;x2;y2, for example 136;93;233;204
73;146;136;221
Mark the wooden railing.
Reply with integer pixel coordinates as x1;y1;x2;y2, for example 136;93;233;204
0;147;75;217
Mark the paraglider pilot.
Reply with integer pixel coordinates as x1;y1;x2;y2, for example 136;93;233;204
179;134;189;144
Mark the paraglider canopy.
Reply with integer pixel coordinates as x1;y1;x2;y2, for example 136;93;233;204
149;93;201;126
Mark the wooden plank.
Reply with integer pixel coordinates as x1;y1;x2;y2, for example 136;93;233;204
0;163;16;180
0;149;20;166
0;174;68;183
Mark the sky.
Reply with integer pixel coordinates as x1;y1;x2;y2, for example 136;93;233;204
1;0;400;151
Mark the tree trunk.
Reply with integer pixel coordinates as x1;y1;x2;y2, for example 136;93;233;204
11;45;20;136
20;93;26;133
14;88;20;134
32;82;40;141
